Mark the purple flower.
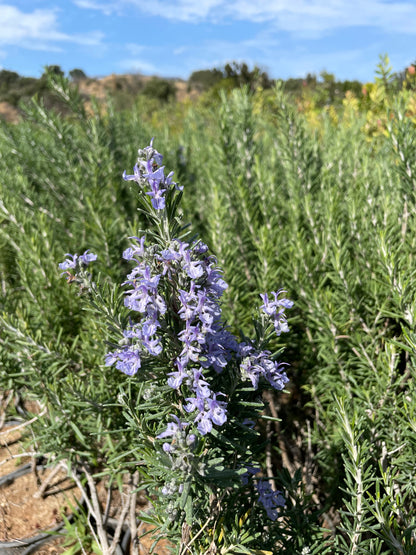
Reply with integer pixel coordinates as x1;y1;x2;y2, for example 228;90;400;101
144;166;165;187
178;284;198;321
192;369;211;399
207;394;227;426
59;250;97;274
196;413;213;435
123;142;180;211
184;396;205;415
157;415;188;439
123;236;146;260
124;285;153;313
240;356;261;389
59;253;78;270
192;241;208;254
184;390;227;436
79;250;97;265
167;359;188;389
123;265;166;317
182;251;204;279
140;266;161;290
205;266;228;296
141;335;162;356
122;163;141;182
265;361;289;390
141;139;163;166
240;350;289;391
260;290;293;336
146;188;166;210
105;346;142;376
240;464;261;485
167;370;186;390
256;480;285;520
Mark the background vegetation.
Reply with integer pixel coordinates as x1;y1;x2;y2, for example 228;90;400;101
1;55;416;553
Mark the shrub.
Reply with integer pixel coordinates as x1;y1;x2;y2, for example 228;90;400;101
141;77;177;103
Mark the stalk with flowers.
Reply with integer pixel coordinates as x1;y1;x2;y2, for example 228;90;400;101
58;139;293;553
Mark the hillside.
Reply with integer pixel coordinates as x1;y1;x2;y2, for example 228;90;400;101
0;70;200;122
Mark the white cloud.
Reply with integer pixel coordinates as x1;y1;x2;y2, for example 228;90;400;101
0;4;104;50
87;0;416;36
148;28;383;81
173;46;187;56
118;58;159;74
119;45;159;73
136;0;225;22
248;0;416;36
72;1;118;16
73;0;225;21
125;44;147;56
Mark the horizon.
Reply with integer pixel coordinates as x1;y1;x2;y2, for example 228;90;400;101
0;1;415;84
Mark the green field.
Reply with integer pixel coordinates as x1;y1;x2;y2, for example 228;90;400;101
1;63;416;554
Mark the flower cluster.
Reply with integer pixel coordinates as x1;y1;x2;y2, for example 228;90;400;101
239;346;290;391
156;416;202;493
241;466;286;520
256;479;286;521
55;140;293;537
61;142;293;448
104;142;294;446
122;139;182;210
106;234;236;435
57;140;294;535
260;290;294;336
59;249;97;272
106;241;293;435
58;250;97;287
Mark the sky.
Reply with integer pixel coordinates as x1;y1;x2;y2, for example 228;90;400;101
0;1;415;83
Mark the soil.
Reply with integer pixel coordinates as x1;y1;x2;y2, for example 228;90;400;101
0;424;79;542
0;424;173;554
0;102;20;123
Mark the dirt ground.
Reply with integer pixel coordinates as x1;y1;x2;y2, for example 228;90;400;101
0;423;172;554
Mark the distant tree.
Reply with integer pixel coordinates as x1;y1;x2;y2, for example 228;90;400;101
69;68;87;82
320;71;336;103
141;77;176;102
187;62;273;95
283;78;305;95
0;69;20;90
188;68;223;91
42;65;65;78
305;73;317;86
223;61;272;91
0;69;40;106
339;80;363;97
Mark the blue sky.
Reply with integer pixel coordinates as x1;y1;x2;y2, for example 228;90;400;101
1;1;415;83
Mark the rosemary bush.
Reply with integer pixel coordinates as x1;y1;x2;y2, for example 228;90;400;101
58;140;295;552
189;84;416;553
1;72;416;553
0;78;296;554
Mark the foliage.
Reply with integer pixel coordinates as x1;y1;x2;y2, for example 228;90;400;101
0;68;40;107
141;77;177;103
1;58;416;553
69;68;88;82
185;77;416;554
188;68;224;92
